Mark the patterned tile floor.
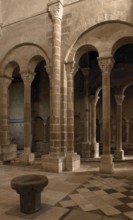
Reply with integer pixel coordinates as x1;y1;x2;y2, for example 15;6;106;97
56;173;133;219
1;161;133;219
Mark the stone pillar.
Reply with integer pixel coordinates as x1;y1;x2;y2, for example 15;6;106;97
81;68;90;158
65;62;80;171
42;0;65;172
114;94;125;160
20;72;35;165
0;76;17;162
90;95;99;158
98;57;114;173
126;120;130;144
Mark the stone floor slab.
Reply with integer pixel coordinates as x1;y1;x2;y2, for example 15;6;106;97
62;209;103;220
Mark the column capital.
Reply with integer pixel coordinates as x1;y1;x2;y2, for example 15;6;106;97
115;94;125;105
48;0;64;20
65;61;79;75
21;72;35;85
98;56;114;75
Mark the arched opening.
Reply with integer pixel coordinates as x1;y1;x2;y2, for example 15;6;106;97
74;48;102;159
31;59;50;157
123;86;133;155
112;43;133;158
9;66;24;153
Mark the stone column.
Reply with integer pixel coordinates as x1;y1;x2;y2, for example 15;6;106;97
42;0;64;172
114;94;125;160
98;57;114;173
90;95;99;158
0;76;17;162
20;72;35;165
81;68;90;158
126;120;130;144
65;62;80;171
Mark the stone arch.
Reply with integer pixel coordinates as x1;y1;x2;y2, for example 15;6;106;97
3;61;20;78
28;55;46;74
70;18;132;48
112;36;133;55
65;20;133;62
66;42;99;64
74;44;98;65
0;43;50;75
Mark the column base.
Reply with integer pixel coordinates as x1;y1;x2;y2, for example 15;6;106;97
114;150;124;160
91;142;99;158
99;154;114;174
41;153;81;173
41;155;65;173
18;153;35;165
81;142;90;158
65;153;80;171
2;144;17;162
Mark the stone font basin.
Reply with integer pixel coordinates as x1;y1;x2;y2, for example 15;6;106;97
11;174;48;214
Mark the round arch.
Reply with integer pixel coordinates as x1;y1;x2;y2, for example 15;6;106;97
112;36;133;55
65;21;133;65
3;61;20;78
74;44;99;65
28;55;47;74
0;43;50;77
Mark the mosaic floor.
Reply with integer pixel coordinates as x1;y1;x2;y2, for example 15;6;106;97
1;161;133;220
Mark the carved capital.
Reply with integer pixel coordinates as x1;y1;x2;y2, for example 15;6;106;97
65;61;78;75
21;72;35;85
98;56;114;75
48;0;64;20
115;94;125;105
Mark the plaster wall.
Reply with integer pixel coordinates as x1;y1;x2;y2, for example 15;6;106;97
1;0;49;25
62;0;133;59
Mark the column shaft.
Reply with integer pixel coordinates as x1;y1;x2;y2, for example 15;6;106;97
67;69;74;153
114;94;124;160
98;57;114;173
126;120;130;144
20;73;34;164
50;17;62;157
90;95;99;158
